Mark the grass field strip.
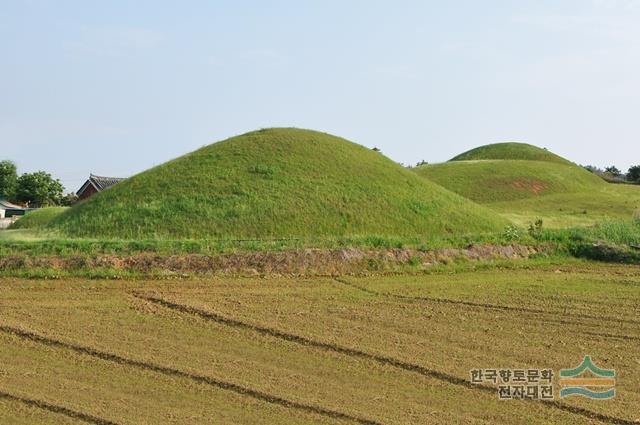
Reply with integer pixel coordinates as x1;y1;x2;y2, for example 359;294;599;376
134;293;636;425
0;325;382;425
0;390;119;425
333;278;640;328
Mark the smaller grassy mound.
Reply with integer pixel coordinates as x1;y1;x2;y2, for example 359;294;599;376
414;141;640;228
451;142;571;164
415;160;604;203
415;156;640;228
9;207;68;230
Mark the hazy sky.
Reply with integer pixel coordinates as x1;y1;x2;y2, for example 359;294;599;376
2;0;640;191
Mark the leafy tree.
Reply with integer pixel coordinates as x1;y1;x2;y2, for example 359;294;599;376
604;165;622;177
0;160;18;200
627;165;640;183
60;192;79;206
15;171;64;207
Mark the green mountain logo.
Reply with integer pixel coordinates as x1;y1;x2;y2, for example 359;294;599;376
559;356;615;399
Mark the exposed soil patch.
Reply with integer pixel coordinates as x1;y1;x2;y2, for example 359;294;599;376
510;179;548;194
0;244;540;276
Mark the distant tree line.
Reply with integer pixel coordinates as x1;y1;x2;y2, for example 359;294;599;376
0;160;77;208
583;164;640;184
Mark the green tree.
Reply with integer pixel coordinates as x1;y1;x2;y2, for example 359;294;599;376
16;171;64;207
628;165;640;183
60;192;79;206
604;165;622;177
0;160;18;200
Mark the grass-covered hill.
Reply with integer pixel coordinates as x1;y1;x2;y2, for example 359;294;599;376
9;207;67;230
415;159;604;203
450;142;572;165
415;143;640;227
49;128;508;239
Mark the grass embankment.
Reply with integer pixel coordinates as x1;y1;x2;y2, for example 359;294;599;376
9;207;67;230
1;264;638;424
47;128;507;239
415;143;640;227
2;218;640;278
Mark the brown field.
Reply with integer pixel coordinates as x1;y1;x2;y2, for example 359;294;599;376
1;262;639;424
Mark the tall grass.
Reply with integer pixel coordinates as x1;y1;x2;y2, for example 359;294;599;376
9;207;68;230
589;220;640;246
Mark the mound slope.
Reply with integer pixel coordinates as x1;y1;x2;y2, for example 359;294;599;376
50;128;507;239
414;142;640;228
414;160;605;203
451;142;571;164
10;207;67;230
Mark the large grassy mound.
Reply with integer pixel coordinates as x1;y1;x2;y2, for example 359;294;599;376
49;128;507;239
415;143;640;227
451;142;571;164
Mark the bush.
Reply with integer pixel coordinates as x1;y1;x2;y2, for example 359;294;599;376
528;219;544;239
502;225;521;241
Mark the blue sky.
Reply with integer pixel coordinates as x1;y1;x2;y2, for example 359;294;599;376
2;0;640;191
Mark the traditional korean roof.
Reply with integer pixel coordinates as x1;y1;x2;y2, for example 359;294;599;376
77;174;125;196
89;174;124;191
0;199;24;210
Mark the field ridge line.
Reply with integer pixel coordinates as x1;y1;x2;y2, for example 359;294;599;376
581;331;640;342
334;278;640;326
136;293;637;425
0;390;119;425
0;325;382;425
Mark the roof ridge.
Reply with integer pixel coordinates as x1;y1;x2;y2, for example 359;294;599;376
87;174;125;192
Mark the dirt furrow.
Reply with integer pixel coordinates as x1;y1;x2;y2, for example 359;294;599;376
0;390;119;425
333;278;640;326
135;294;636;425
0;325;382;425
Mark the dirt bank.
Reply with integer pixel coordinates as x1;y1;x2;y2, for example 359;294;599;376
0;244;540;276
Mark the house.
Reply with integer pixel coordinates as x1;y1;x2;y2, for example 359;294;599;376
77;174;125;200
0;199;27;219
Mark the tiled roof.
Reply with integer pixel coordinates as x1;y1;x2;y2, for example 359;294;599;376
0;199;24;210
89;174;125;191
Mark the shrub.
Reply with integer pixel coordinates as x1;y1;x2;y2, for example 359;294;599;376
503;225;521;241
528;219;544;239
